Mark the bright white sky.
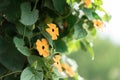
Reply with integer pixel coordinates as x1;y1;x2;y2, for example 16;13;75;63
98;0;120;45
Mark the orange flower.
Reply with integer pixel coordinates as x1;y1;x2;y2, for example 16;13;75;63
36;38;49;57
83;0;92;8
62;63;75;77
93;19;104;30
46;23;59;40
53;55;62;72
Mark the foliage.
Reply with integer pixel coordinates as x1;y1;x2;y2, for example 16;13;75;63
0;0;110;80
69;38;120;80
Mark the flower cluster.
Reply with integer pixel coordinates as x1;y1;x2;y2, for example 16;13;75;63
36;23;59;57
53;55;75;77
35;23;75;77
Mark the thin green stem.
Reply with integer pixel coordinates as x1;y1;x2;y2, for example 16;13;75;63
0;71;22;79
28;37;32;48
33;0;39;10
31;32;41;38
23;26;26;40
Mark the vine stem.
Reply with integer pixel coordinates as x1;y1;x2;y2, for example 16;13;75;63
23;26;26;40
33;0;39;10
0;71;22;79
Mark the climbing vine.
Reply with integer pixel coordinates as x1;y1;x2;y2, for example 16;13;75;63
0;0;110;80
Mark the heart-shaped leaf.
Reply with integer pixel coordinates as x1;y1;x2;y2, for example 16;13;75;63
74;23;87;39
20;67;43;80
20;2;39;26
13;37;31;56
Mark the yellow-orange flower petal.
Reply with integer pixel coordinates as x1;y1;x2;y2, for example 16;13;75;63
53;55;61;62
62;63;75;77
46;23;59;40
83;0;92;8
93;19;104;30
53;55;62;72
36;38;49;57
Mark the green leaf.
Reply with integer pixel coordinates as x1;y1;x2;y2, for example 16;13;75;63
13;37;24;46
17;47;31;56
20;67;43;80
28;55;44;70
0;36;25;71
89;28;97;36
60;14;78;37
102;14;111;22
52;0;66;13
80;40;94;60
53;68;63;78
0;0;21;22
92;12;101;20
83;8;93;20
42;30;53;47
94;0;103;6
74;23;87;39
44;0;54;10
1;22;17;38
66;14;78;28
54;39;68;53
67;40;80;53
67;0;75;4
0;0;10;11
13;37;31;56
16;22;33;37
20;2;39;26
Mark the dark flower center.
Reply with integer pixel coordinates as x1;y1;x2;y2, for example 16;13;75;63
96;23;99;26
57;62;59;64
42;46;45;50
52;29;54;32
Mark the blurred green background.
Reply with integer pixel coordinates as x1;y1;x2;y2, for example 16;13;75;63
69;37;120;80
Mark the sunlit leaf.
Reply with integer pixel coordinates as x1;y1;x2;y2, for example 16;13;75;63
92;12;101;20
102;14;111;22
94;0;103;6
67;40;80;53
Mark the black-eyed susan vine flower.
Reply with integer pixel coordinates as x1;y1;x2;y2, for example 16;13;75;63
53;55;62;72
83;0;92;8
36;38;49;57
93;19;104;30
62;63;75;77
46;23;59;40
